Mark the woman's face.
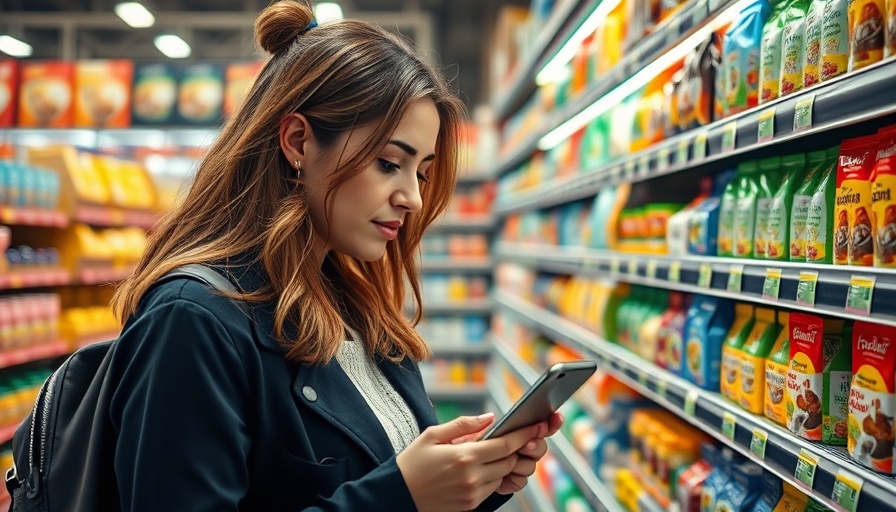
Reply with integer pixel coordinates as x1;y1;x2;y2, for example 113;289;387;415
302;98;440;264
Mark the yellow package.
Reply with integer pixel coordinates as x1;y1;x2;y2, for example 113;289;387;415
773;483;810;511
739;308;781;414
835;134;877;266
872;126;896;267
721;304;756;403
848;0;887;71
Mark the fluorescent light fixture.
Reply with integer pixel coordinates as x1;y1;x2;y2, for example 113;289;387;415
314;2;344;22
535;0;624;86
538;0;755;151
0;35;33;57
154;34;191;59
115;2;155;28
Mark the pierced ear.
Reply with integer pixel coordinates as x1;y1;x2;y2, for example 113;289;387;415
279;113;312;165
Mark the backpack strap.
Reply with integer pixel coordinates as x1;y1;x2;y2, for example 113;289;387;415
161;264;251;316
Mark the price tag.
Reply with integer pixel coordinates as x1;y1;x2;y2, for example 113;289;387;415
669;261;682;283
684;390;699;417
721;412;736;440
676;140;689;165
795;449;818;488
638;370;648;387
832;470;863;512
721;121;737;153
624;160;636;178
698;264;713;288
796;271;819;306
627;259;638;276
846;275;875;314
693;132;708;160
610;258;621;274
762;268;783;300
657;148;671;170
750;429;768;459
646;260;659;280
656;379;668;400
638;155;651;175
794;94;816;132
727;265;744;292
758;108;776;143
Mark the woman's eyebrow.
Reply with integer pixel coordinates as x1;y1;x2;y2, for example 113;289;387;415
389;139;435;161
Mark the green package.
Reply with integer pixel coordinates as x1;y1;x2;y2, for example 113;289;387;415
806;145;841;263
789;150;827;260
766;154;807;260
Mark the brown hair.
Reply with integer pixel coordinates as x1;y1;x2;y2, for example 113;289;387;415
112;0;465;364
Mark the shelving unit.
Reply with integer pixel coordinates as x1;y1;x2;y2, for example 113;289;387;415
492;289;896;511
427;215;495;233
426;385;488;402
0;341;69;371
421;258;493;273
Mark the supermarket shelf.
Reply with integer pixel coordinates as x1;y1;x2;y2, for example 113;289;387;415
0;423;18;445
427;385;487;402
493;289;896;511
491;0;587;121
74;331;119;350
487;363;623;512
421;258;493;273
495;0;727;178
0;207;69;228
457;171;496;184
429;344;492;358
428;215;495;233
0;341;69;370
0;268;71;290
496;59;896;215
75;204;159;230
78;266;134;286
421;300;492;315
496;242;896;328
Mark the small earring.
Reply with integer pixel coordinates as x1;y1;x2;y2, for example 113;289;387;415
294;159;302;179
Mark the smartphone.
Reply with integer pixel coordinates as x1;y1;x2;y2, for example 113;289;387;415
480;360;597;440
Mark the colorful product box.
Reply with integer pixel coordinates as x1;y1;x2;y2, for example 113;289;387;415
74;60;133;128
18;61;74;128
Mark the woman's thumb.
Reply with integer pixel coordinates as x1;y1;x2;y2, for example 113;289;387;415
426;413;495;443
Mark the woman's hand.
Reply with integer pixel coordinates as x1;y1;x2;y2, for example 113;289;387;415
396;413;545;512
496;412;563;495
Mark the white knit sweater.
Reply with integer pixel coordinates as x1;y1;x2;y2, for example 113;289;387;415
335;333;419;453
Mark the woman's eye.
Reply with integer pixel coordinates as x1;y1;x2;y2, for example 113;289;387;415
417;172;430;183
378;159;400;173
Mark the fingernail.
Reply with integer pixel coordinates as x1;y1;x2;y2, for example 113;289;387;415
477;412;494;423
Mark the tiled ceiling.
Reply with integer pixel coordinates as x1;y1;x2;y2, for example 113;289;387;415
1;0;530;108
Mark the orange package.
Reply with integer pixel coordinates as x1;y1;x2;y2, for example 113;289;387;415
224;61;264;118
872;126;896;266
18;61;74;128
0;60;18;127
849;0;887;71
836;134;878;266
74;60;133;128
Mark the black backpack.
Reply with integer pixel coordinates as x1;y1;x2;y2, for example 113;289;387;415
4;264;246;512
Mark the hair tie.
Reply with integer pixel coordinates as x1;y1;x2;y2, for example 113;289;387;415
303;20;318;33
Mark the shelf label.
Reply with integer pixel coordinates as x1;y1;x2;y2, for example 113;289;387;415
758;108;776;143
638;155;650;175
624;160;636;178
750;429;768;459
832;471;863;512
684;390;698;417
721;412;736;440
676;140;689;165
627;259;638;276
762;268;783;300
646;260;659;280
727;265;744;293
657;148;671;170
698;264;713;288
721;121;737;153
669;261;682;283
796;271;819;306
656;379;668;400
845;275;875;314
693;132;708;160
795;449;818;488
610;258;621;274
794;94;816;132
638;370;648;387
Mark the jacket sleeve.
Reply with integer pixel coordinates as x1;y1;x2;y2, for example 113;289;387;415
109;292;418;512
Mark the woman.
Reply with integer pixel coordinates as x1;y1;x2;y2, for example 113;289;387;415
109;1;561;510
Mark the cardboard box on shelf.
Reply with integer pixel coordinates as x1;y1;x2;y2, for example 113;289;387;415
73;60;134;128
17;61;74;128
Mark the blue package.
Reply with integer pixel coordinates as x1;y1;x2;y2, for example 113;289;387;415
463;316;488;344
749;470;783;512
682;295;735;391
560;202;585;247
590;185;619;249
688;170;736;255
700;445;737;512
716;461;765;511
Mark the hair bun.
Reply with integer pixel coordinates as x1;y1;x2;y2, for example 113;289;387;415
255;0;314;55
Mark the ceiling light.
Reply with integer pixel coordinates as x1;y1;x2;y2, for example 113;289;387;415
0;35;33;58
153;34;191;59
539;0;755;150
115;2;155;28
314;2;344;22
536;0;624;86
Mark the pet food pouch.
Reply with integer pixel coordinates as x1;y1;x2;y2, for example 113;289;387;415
823;318;852;445
872;125;896;267
684;296;735;392
767;154;806;260
761;0;788;103
765;312;792;425
719;169;743;256
848;0;886;70
780;0;811;96
836;134;877;266
739;308;781;414
849;322;896;473
806;146;841;262
755;157;782;258
821;0;850;80
787;313;825;440
804;0;827;86
790;150;827;260
725;0;772;114
722;304;757;403
735;161;761;258
689;170;737;256
773;483;811;511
